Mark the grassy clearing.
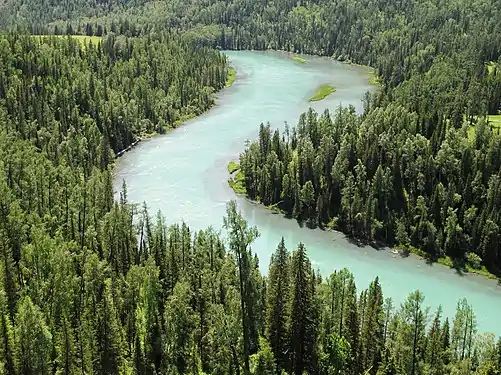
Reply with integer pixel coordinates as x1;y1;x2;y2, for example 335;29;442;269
68;35;102;45
309;84;336;102
467;114;501;140
226;67;237;87
292;56;306;63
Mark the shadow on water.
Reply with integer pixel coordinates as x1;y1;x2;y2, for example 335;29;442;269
419;254;470;278
345;236;366;248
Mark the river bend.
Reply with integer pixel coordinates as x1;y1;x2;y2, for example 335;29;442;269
114;51;501;335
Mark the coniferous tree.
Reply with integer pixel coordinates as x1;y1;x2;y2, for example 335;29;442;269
394;291;429;375
266;237;291;371
223;200;260;375
288;243;316;375
15;297;52;375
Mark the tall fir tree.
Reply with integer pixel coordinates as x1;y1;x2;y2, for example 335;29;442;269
266;237;291;371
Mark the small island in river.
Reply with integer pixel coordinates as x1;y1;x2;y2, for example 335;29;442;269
309;84;336;102
292;55;306;63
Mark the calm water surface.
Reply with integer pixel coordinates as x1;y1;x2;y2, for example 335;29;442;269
114;51;501;335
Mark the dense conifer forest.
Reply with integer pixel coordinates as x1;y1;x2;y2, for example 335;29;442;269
0;0;500;373
237;105;501;274
230;0;501;275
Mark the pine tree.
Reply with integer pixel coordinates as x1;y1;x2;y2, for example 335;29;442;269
288;243;315;375
344;278;360;375
425;306;445;375
96;279;125;375
360;277;384;375
15;297;52;375
266;237;291;372
223;200;260;375
394;291;429;375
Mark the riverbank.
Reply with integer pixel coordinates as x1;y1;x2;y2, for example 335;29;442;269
228;160;500;282
115;138;142;158
116;65;237;158
397;245;498;281
338;59;381;87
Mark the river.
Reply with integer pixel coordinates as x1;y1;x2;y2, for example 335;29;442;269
114;50;501;336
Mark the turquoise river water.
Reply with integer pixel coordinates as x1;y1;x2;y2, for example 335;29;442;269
114;51;501;335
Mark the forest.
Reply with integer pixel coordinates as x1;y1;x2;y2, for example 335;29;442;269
5;0;501;122
225;0;501;275
0;0;500;373
237;106;501;274
0;182;498;375
0;33;228;153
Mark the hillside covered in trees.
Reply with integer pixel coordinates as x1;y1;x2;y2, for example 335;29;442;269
0;33;228;153
0;0;500;373
0;0;148;29
7;0;501;119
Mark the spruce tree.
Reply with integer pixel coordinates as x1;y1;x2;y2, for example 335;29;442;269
266;237;291;372
288;243;315;375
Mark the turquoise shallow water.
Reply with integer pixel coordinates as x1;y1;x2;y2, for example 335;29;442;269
114;51;501;336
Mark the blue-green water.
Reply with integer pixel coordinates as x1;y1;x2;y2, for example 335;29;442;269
114;51;501;336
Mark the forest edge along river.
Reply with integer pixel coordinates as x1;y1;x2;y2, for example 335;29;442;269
113;51;501;336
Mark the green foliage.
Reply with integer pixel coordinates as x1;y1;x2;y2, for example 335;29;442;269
251;337;276;375
0;1;500;374
228;171;247;194
16;297;52;375
226;67;237;87
228;161;241;174
309;84;336;102
467;253;483;270
368;72;381;87
239;106;501;275
319;334;350;375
